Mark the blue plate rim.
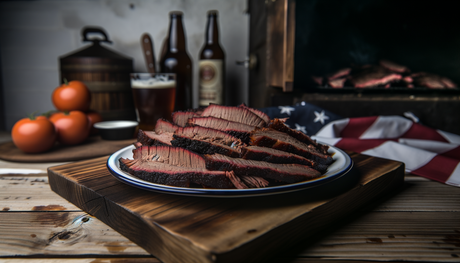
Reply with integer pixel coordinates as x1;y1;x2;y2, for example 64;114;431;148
106;144;353;198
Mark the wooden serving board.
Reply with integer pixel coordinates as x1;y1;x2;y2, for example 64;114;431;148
0;137;135;163
47;152;405;263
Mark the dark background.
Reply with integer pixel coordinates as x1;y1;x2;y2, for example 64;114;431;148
294;0;460;91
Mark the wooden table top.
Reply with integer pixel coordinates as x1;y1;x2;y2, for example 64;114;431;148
1;135;459;262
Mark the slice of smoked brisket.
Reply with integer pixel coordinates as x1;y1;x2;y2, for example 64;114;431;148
204;154;321;184
171;126;245;157
175;126;246;147
120;146;247;189
131;145;205;167
154;119;179;134
266;119;329;154
201;104;266;128
349;65;402;88
327;67;351;81
250;128;334;165
238;103;270;124
379;60;410;74
137;130;173;146
328;78;346;88
172;110;201;127
411;72;457;89
240;175;269;188
241;146;327;174
187;116;255;144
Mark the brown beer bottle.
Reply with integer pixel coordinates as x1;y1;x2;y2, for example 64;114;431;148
199;10;226;107
160;11;193;111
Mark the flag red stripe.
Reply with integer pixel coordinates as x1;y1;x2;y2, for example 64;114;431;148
340;116;378;138
335;138;390;153
411;155;458;183
441;146;460;161
402;123;449;142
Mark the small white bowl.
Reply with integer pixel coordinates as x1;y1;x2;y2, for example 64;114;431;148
94;120;138;140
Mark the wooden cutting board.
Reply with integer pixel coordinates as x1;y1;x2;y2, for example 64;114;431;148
47;152;405;263
0;137;135;163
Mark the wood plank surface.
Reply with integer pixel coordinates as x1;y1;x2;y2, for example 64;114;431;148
2;174;458;213
362;180;460;212
0;174;79;211
288;212;460;262
0;212;150;257
1;168;459;262
45;152;407;263
0;173;152;259
1;211;458;262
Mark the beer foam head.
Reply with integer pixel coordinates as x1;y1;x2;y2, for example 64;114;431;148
131;78;175;89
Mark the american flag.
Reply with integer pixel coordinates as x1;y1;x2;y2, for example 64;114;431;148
260;102;460;187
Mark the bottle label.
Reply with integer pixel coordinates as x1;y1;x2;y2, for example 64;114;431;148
199;59;223;106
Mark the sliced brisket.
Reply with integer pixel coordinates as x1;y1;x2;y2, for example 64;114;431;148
402;76;413;84
328;78;346;88
238;103;270;124
379;60;410;73
201;104;266;128
204;154;321;184
131;145;205;167
137;130;173;146
120;145;247;189
155;119;179;134
327;68;351;81
133;141;143;148
240;175;269;188
123;104;339;190
349;65;402;88
411;72;457;89
250;128;334;165
241;146;328;174
266;119;329;154
172;110;201;127
187;116;254;144
171;126;245;157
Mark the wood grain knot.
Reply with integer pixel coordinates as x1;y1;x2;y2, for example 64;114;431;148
366;238;382;243
443;231;460;247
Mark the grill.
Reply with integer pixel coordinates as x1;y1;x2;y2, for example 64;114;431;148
248;0;460;134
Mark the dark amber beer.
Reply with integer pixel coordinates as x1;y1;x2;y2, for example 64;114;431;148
199;10;226;107
130;73;176;131
160;11;193;111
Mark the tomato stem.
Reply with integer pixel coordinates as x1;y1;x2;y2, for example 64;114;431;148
41;110;56;118
27;111;37;120
63;78;69;85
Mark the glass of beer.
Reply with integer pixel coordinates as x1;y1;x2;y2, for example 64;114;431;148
130;73;176;131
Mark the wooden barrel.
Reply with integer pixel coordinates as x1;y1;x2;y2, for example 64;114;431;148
59;27;136;121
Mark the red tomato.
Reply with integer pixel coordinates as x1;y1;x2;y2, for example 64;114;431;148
11;115;57;153
86;110;103;136
49;111;90;145
52;80;91;112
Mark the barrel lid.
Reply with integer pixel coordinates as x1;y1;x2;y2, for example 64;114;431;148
60;26;132;61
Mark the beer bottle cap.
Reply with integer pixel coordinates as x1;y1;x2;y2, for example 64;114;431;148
169;11;183;17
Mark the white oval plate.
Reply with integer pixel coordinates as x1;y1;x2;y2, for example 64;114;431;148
107;144;353;198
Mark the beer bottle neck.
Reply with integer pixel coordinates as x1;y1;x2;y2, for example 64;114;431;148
205;14;219;45
168;14;186;53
